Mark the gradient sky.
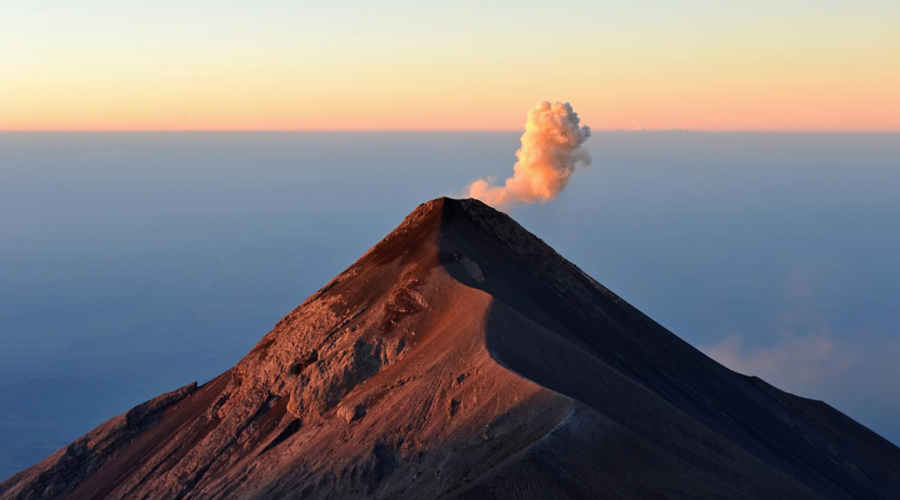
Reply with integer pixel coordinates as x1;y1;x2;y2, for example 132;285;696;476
2;1;899;131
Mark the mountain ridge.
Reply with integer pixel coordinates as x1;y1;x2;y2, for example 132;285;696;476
2;197;898;499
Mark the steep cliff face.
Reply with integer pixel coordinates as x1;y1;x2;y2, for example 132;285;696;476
2;198;899;499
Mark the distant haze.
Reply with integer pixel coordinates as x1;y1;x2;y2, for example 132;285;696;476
0;132;898;481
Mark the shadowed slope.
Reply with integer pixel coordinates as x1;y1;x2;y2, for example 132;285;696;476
439;199;900;499
2;198;898;499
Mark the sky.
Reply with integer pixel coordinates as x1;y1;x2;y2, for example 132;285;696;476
2;1;899;131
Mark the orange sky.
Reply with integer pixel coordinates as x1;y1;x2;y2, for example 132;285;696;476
2;2;898;131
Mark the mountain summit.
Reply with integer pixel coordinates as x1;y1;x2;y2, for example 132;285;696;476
3;198;899;499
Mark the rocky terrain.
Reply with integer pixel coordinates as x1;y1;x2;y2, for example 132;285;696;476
2;197;899;499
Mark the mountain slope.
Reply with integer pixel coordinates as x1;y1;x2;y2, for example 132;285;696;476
2;197;898;499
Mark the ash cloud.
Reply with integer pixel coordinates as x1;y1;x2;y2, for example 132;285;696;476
468;101;591;208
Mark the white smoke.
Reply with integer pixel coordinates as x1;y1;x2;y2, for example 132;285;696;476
468;101;591;208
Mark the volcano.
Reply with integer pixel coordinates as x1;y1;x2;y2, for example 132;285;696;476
2;198;899;499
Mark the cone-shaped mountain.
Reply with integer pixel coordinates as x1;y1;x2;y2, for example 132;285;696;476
3;198;898;499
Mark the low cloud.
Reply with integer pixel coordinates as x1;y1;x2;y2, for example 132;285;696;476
700;333;862;393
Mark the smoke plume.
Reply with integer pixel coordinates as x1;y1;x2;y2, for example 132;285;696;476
468;101;591;208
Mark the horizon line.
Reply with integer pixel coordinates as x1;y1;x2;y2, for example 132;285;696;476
1;128;898;134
